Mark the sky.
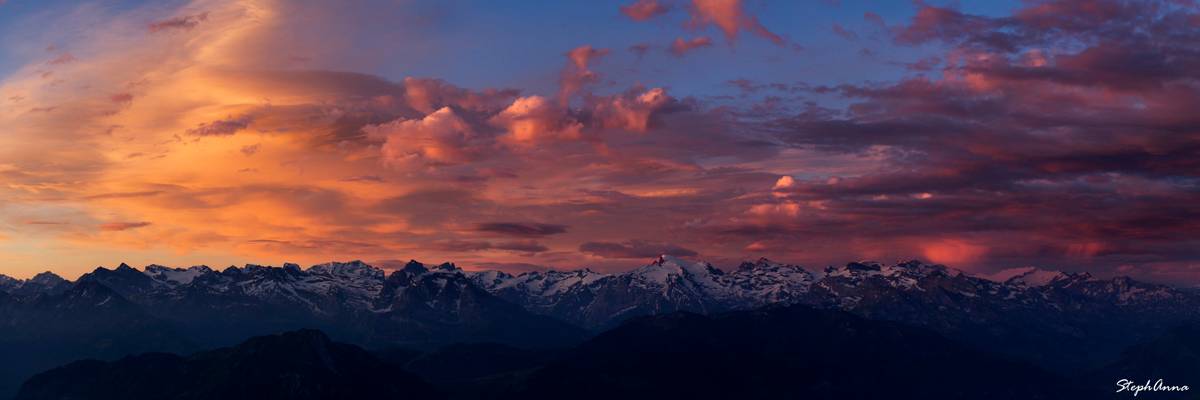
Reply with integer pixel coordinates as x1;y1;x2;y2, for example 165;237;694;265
0;0;1198;283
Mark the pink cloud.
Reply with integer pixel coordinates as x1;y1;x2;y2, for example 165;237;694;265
365;107;486;166
559;45;610;105
589;87;672;132
668;36;714;56
620;0;671;21
491;96;584;145
688;0;784;45
46;53;76;65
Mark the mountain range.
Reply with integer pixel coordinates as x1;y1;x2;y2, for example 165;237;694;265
2;255;1199;398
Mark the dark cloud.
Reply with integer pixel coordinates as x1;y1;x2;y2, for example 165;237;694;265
831;23;858;40
579;240;698;259
148;12;209;33
493;240;551;253
186;115;253;137
473;222;568;237
431;239;549;254
99;221;151;231
733;0;1200;277
668;36;714;57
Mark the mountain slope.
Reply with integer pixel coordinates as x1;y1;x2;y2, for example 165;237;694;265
472;255;783;329
0;281;194;398
368;261;585;348
15;329;441;400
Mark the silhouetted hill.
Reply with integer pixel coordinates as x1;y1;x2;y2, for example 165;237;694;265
15;330;441;400
0;281;193;397
1081;322;1200;398
510;305;1078;400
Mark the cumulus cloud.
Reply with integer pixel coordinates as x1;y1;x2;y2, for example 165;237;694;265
491;96;584;145
588;87;673;132
364;107;486;166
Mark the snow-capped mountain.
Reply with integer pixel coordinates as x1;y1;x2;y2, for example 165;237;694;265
3;255;1199;374
369;261;583;347
727;257;815;306
26;259;583;349
469;255;744;328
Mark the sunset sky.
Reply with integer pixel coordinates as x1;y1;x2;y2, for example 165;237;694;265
1;0;1197;282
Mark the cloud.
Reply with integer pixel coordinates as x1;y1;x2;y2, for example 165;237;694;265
493;240;550;253
110;93;134;104
403;77;519;114
99;221;152;231
580;240;699;259
629;43;652;59
431;239;549;254
3;0;1199;283
364;107;485;166
148;12;209;33
46;53;76;65
831;23;857;40
688;0;784;45
588;87;673;132
559;45;610;104
186;115;254;137
473;222;568;237
620;0;671;21
668;36;714;56
491;96;584;145
240;144;260;156
772;176;795;190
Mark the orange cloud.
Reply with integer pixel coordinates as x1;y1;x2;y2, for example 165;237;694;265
365;107;484;166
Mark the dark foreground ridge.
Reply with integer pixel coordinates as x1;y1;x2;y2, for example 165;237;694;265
15;330;440;400
19;304;1193;400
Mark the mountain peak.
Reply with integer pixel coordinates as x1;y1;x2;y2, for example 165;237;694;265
144;264;214;285
30;271;66;285
994;267;1069;287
